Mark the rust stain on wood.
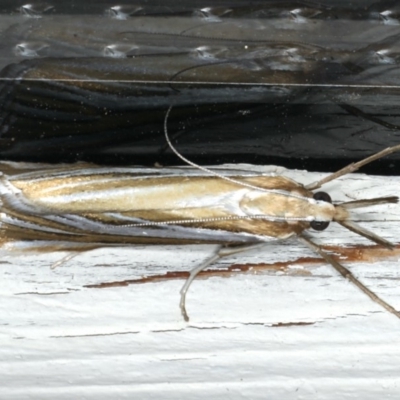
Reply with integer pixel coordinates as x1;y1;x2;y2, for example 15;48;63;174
324;244;400;262
271;321;315;327
85;244;400;289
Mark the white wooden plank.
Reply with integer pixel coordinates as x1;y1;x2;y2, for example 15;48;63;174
1;166;400;399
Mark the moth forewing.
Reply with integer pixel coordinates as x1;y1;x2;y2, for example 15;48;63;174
0;164;317;244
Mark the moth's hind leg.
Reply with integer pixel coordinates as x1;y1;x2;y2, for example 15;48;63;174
51;251;83;269
24;243;100;269
180;243;265;322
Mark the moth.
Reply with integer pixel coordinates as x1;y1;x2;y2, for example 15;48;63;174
0;112;399;321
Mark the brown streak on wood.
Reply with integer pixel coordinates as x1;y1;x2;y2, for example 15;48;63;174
271;322;315;327
323;244;400;263
86;243;400;289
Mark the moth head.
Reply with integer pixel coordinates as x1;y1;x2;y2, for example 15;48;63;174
309;191;334;231
311;190;398;249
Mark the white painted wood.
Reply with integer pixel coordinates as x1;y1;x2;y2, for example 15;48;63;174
1;166;400;399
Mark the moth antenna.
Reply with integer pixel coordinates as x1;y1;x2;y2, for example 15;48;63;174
339;196;398;209
305;144;400;190
337;220;395;250
298;234;400;319
163;106;312;201
124;214;311;228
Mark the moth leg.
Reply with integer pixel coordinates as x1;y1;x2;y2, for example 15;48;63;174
180;243;265;322
305;144;400;190
298;234;400;319
50;251;82;269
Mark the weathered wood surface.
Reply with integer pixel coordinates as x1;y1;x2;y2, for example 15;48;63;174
1;165;399;399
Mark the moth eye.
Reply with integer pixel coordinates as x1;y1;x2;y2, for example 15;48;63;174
313;191;332;203
310;221;330;231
